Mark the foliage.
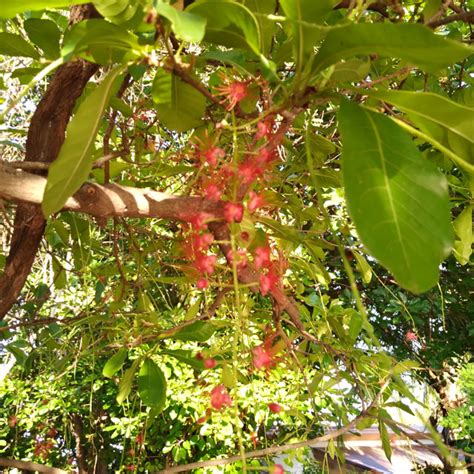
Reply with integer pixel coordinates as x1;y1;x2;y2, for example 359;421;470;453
0;0;473;472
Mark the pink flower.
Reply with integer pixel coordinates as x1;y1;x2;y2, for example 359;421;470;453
226;249;248;269
215;80;249;110
405;330;418;342
238;159;263;184
203;146;225;166
254;246;271;270
224;202;244;223
203;183;222;201
196;278;209;289
268;402;282;413
247;191;265;212
188;213;208;230
204;358;216;369
210;384;232;410
259;269;280;296
195;253;217;275
252;345;273;369
272;465;285;474
256;147;275;165
256;119;273;140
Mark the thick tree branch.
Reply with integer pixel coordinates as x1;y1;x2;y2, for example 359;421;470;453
0;163;224;221
0;458;67;474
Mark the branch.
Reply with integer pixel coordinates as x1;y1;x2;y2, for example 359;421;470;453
335;0;388;16
154;420;362;473
0;163;224;221
0;458;67;474
427;10;474;27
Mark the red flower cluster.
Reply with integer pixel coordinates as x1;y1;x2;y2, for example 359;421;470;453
182;226;217;289
210;384;232;410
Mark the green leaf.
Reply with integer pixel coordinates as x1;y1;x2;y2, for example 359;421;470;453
338;100;453;293
187;0;261;54
62;19;141;64
137;358;167;410
0;0;88;18
116;359;139;404
168;321;216;342
353;251;372;284
103;348;128;378
330;59;371;83
155;3;206;43
161;349;204;370
314;23;473;74
367;89;474;166
280;0;335;56
453;205;473;265
378;417;392;461
6;343;27;365
24;18;61;59
42;67;123;217
243;0;276;54
0;32;39;59
348;311;363;341
93;0;139;25
152;71;206;132
392;359;420;375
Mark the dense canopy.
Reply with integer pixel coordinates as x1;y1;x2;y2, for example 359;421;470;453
0;0;473;472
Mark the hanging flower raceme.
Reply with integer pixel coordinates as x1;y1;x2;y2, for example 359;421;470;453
210;384;232;410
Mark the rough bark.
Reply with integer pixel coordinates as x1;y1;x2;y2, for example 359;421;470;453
0;163;225;221
0;4;99;320
0;458;67;474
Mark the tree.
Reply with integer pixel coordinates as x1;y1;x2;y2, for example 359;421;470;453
0;0;473;472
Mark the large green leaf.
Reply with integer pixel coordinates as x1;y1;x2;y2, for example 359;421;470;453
187;0;261;54
280;0;336;56
42;67;123;217
93;0;139;24
102;348;128;378
167;321;216;342
155;3;206;43
0;0;88;18
338;100;453;293
243;0;276;54
62;19;141;64
24;18;61;59
116;359;139;404
0;32;40;59
314;23;473;74
137;358;167;410
367;89;474;166
453;205;473;265
378;417;392;461
152;70;207;132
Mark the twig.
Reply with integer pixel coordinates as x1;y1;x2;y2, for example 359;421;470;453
427;9;474;27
